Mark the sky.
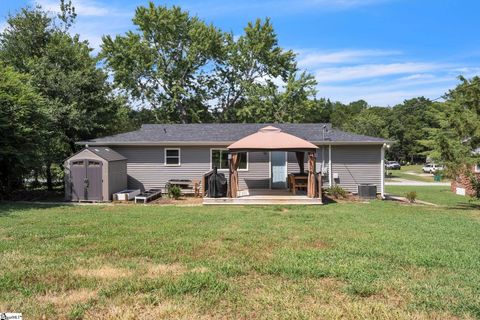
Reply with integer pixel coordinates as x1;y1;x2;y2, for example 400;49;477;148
1;0;479;106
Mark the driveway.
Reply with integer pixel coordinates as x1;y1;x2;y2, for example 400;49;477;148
385;178;450;186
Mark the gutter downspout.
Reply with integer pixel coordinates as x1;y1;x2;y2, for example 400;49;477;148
381;144;385;199
328;145;332;187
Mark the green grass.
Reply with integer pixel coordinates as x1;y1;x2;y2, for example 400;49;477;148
1;200;480;319
386;165;439;183
386;185;480;208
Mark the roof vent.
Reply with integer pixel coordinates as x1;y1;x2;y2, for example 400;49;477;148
259;126;281;133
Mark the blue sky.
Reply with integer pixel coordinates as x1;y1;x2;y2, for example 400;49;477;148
1;0;479;106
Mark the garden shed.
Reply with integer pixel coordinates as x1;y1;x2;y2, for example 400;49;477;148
64;147;127;202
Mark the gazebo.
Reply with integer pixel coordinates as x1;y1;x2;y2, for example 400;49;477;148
227;126;320;199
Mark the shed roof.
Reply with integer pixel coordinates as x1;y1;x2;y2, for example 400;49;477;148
86;147;127;161
228;126;318;151
77;123;388;145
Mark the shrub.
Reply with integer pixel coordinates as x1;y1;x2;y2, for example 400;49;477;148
405;191;417;203
168;184;182;200
326;185;348;199
468;174;480;199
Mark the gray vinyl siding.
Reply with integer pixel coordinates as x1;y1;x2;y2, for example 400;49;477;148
112;146;270;191
287;148;327;174
107;160;128;199
331;145;382;193
108;145;382;194
240;151;269;189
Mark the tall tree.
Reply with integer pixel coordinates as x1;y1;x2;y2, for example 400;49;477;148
235;72;317;123
342;107;390;138
0;2;123;190
102;3;223;123
0;65;47;194
432;77;480;176
388;97;434;162
212;18;299;122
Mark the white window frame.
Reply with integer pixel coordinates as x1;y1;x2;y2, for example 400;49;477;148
164;148;181;166
210;148;248;171
475;163;480;173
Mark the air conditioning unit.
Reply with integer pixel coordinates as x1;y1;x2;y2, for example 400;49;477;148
358;184;377;199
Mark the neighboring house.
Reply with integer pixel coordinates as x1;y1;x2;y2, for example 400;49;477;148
451;163;480;196
73;123;389;199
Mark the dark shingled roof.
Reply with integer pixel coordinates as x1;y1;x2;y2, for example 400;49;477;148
78;123;387;145
87;147;127;161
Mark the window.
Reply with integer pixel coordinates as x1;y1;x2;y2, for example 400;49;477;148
211;149;248;170
164;148;180;166
475;163;480;173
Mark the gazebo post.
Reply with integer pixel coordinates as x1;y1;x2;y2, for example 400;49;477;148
228;152;240;198
307;151;316;198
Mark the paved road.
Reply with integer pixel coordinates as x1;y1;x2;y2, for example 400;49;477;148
385;178;450;186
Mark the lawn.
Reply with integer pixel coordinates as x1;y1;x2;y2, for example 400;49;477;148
386;185;480;208
1;200;480;319
386;165;445;183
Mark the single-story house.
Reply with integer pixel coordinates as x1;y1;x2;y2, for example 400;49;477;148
70;123;389;201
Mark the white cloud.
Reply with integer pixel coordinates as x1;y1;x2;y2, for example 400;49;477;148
317;81;454;106
184;0;393;17
29;0;133;52
314;62;446;83
295;47;473;105
35;0;123;17
297;49;401;67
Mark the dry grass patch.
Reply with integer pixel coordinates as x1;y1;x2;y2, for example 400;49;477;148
74;266;133;280
191;266;209;273
144;263;187;277
84;301;205;320
37;288;97;309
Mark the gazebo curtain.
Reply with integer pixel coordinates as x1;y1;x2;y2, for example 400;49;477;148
295;152;305;174
228;153;241;198
307;151;316;198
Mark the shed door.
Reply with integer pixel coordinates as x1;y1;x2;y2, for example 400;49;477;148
86;160;103;200
70;160;86;201
70;159;103;201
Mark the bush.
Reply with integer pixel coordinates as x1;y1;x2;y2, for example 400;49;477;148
468;174;480;199
326;185;348;199
405;191;417;203
168;184;182;200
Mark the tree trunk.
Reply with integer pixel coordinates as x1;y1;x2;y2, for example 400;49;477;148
46;162;53;191
69;140;76;153
178;102;188;124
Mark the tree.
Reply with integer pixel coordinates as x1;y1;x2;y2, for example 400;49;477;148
342;107;390;138
330;100;368;128
0;2;123;190
102;3;223;123
235;72;317;123
0;65;47;194
0;6;53;72
388;97;435;162
212;18;298;122
432;77;480;178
